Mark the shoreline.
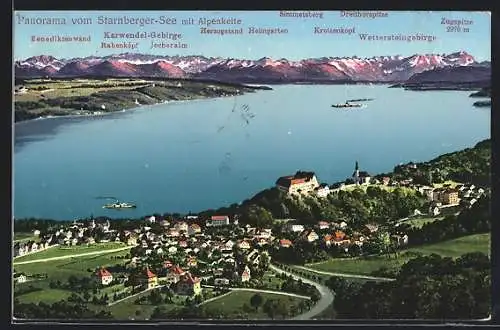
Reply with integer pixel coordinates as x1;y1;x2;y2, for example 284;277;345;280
14;93;246;125
14;81;272;124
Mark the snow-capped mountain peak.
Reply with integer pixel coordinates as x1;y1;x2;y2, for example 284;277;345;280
14;51;482;83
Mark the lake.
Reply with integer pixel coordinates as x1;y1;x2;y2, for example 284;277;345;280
13;85;490;220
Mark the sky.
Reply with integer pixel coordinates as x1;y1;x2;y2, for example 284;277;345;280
13;11;491;61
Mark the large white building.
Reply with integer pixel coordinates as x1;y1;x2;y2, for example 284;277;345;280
276;171;319;195
207;215;230;227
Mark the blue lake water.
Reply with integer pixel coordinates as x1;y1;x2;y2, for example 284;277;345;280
13;85;490;220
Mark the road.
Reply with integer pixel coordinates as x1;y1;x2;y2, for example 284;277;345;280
201;285;311;300
108;285;165;307
294;266;396;282
13;245;132;265
269;264;334;320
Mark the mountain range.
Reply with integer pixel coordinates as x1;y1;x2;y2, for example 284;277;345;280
14;51;490;83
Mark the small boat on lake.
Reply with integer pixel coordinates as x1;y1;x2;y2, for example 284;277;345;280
331;102;364;108
345;98;374;102
102;201;137;209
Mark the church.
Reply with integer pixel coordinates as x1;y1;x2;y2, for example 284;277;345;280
352;161;371;185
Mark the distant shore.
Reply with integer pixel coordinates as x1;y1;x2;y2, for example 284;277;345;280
389;81;490;91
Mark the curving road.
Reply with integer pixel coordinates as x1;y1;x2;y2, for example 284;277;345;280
269;264;334;320
13;245;133;265
294;266;395;282
201;285;311;301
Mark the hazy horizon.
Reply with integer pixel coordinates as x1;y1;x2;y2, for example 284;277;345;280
13;11;491;62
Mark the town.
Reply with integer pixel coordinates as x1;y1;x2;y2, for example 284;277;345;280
13;143;492;320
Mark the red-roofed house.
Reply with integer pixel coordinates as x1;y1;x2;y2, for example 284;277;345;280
95;268;113;286
176;272;202;295
166;265;185;284
240;265;251;282
280;239;292;248
334;231;346;241
208;215;230;227
186;256;197;268
332;231;349;246
142;268;158;289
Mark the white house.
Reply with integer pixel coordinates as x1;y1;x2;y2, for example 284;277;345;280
96;268;113;286
429;205;440;216
283;222;304;233
300;230;319;242
317;221;330;230
14;274;27;284
214;278;230;286
30;242;39;253
315;184;330;198
208;216;230;227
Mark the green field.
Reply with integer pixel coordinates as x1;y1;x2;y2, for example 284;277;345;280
308;233;490;275
17;288;72;304
14;232;37;242
107;293;179;320
431;180;461;189
15;79;151;102
262;272;284;290
14;242;127;262
202;291;308;319
404;216;445;228
13;249;130;306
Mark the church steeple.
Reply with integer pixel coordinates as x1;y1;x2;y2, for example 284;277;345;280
354;161;360;185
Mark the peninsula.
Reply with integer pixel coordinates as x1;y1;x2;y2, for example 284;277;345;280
14;78;271;123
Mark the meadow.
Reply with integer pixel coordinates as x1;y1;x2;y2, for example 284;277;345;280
202;291;308;319
307;233;490;275
14;242;127;262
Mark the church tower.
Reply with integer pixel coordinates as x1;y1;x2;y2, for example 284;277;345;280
354;161;360;185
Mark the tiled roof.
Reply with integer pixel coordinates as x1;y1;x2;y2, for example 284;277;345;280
183;273;201;284
146;268;156;278
211;215;229;221
276;171;316;188
96;268;112;278
170;265;185;275
334;231;346;241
